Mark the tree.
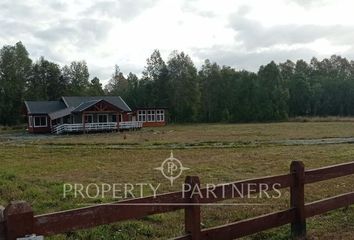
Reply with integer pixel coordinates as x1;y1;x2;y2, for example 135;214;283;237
26;57;63;100
87;77;104;96
0;42;32;125
62;61;90;96
167;51;200;122
199;60;222;122
257;61;289;121
105;65;128;97
142;50;170;107
231;70;259;122
124;72;140;108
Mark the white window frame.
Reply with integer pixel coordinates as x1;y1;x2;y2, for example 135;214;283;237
97;114;108;123
138;110;146;122
156;110;165;122
147;110;156;122
33;116;47;127
84;114;94;123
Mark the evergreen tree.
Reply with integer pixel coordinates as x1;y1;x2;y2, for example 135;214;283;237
105;65;128;98
142;50;170;107
87;77;104;96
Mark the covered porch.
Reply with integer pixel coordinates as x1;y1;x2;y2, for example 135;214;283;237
49;99;142;134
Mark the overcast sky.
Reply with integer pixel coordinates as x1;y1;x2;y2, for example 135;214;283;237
1;0;354;84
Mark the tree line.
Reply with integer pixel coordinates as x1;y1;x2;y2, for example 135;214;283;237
1;42;354;125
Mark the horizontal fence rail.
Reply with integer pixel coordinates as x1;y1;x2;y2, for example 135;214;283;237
51;121;143;134
305;161;354;184
119;121;143;129
1;160;354;240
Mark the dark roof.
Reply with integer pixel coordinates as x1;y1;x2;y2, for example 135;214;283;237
134;107;168;110
72;100;100;112
48;107;74;120
62;96;131;112
24;101;66;114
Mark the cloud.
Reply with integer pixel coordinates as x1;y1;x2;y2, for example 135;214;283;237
1;0;354;83
287;0;330;7
35;18;112;44
83;0;157;21
192;45;320;71
228;13;354;50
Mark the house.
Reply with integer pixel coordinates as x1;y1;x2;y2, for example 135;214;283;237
24;96;167;134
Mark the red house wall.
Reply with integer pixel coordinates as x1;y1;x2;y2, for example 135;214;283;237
143;122;166;127
134;108;167;127
122;113;130;121
27;115;51;134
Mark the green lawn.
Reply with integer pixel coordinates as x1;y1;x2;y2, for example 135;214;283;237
1;122;354;239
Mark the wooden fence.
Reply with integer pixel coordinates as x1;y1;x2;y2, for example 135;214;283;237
1;160;354;240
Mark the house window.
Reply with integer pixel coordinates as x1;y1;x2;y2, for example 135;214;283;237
147;110;155;122
138;110;146;122
84;114;93;123
28;116;33;127
112;115;117;122
156;110;165;122
33;116;47;127
98;114;108;123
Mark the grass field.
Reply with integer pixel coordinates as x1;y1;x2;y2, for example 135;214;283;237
1;122;354;239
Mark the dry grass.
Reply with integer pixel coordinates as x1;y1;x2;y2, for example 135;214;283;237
3;122;354;147
1;122;354;239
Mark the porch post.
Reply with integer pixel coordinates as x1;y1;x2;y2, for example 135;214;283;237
82;112;86;133
116;112;120;130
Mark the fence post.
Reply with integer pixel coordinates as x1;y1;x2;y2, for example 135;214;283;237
290;161;306;239
0;205;4;240
184;176;201;240
4;201;34;240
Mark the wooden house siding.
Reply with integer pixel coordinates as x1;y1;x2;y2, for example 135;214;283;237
24;96;167;134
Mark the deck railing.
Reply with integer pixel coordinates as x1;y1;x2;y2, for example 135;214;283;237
119;121;143;129
1;160;354;239
51;121;143;134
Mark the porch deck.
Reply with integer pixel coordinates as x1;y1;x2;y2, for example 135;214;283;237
51;121;143;134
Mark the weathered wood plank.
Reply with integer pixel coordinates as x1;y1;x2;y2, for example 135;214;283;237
198;174;292;204
290;161;306;239
4;201;34;240
305;192;354;218
28;160;354;238
184;176;201;240
305;161;354;184
200;209;295;240
33;174;292;236
34;191;188;235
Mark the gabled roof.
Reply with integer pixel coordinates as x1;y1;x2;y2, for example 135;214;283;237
48;107;75;120
24;101;66;114
62;96;131;112
72;100;100;112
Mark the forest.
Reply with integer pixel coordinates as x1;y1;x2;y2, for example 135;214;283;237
1;41;354;125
